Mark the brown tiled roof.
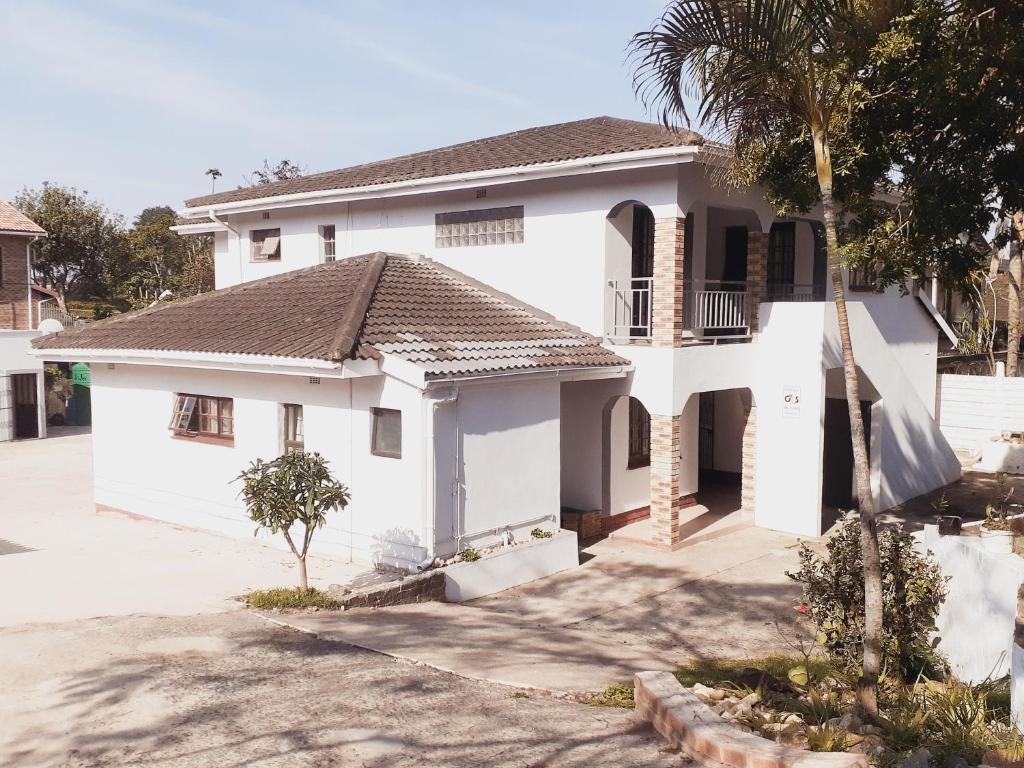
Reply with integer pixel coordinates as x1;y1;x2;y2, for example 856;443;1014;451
184;116;704;208
0;201;45;235
33;253;629;379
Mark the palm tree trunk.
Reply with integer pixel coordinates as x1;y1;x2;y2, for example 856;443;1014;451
812;126;882;719
1007;211;1023;377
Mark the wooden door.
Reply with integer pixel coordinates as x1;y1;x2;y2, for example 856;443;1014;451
723;227;748;283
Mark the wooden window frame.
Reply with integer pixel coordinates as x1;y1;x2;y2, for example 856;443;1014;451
282;403;304;453
370;407;402;459
250;228;281;262
627;397;650;469
848;265;880;293
320;225;336;262
170;393;234;444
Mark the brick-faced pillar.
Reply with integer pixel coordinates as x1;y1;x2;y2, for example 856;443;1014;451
741;401;757;517
652;217;685;347
746;230;769;336
650;413;683;548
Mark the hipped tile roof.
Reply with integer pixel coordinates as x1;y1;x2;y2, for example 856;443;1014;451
0;201;45;235
33;253;629;379
185;116;704;208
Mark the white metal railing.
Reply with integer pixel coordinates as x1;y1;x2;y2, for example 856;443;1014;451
608;277;652;339
685;280;749;336
766;282;825;302
36;299;82;329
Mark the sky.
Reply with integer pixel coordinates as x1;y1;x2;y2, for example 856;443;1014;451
0;0;688;222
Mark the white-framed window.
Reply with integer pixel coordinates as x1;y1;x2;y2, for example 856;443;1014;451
282;403;304;453
250;228;281;262
435;205;524;248
370;407;401;459
319;225;336;262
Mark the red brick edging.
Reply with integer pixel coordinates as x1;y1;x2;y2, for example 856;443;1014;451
634;672;868;768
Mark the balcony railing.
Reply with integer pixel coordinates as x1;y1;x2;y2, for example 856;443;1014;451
37;300;83;330
766;282;826;302
685;280;750;337
608;277;652;339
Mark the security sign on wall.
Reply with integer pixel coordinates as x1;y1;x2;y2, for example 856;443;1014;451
783;386;801;419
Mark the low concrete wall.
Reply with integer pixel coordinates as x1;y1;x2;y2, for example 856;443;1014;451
915;526;1024;682
335;570;446;609
634;671;867;768
444;529;578;602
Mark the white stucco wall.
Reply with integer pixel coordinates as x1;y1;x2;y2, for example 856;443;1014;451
915;526;1024;684
431;377;563;557
0;330;44;374
89;364;428;567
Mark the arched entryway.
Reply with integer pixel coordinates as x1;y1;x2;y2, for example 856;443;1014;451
606;201;655;339
600;394;652;525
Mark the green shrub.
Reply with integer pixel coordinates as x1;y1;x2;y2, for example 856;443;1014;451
458;547;480;562
243;587;341;610
805;725;850;752
584;683;634;708
530;527;553;539
787;515;947;678
674;656;836;690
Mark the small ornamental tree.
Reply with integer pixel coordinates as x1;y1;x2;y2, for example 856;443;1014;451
236;451;350;592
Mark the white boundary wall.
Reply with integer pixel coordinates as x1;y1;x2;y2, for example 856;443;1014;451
937;373;1024;455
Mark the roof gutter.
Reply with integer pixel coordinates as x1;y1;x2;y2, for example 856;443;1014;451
424;363;632;389
179;145;702;218
28;347;374;378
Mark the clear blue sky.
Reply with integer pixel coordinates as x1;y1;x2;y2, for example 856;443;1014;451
0;0;690;222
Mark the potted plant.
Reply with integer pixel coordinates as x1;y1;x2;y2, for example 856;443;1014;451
981;474;1015;554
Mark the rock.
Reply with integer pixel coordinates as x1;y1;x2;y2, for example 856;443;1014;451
432;558;445;568
783;713;804;725
850;735;886;756
708;688;726;701
739;692;761;707
305;606;319;613
899;747;931;768
692;683;718;702
825;717;843;730
860;724;884;736
839;713;863;732
945;757;968;768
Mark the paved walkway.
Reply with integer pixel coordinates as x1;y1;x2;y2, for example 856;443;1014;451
272;521;808;693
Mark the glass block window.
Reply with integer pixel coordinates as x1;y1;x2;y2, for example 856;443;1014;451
435;206;524;248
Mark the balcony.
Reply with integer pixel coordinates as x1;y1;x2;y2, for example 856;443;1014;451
607;279;752;341
765;282;827;303
36;299;83;330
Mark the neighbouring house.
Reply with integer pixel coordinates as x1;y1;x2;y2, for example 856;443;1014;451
0;201;48;441
34;116;962;570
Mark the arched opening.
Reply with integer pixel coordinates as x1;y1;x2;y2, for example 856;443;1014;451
601;394;652;522
691;386;755;522
606;202;655;339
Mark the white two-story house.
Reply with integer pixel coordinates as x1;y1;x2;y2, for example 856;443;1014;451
34;116;961;569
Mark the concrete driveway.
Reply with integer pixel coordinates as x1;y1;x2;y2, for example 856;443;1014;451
0;431;368;626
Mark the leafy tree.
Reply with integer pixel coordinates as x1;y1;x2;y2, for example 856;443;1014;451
235;452;350;592
14;183;126;305
630;0;911;715
245;159;305;187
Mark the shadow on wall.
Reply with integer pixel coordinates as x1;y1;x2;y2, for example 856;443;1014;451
371;528;426;570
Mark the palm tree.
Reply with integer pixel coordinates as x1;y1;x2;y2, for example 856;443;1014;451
631;0;912;717
205;168;222;194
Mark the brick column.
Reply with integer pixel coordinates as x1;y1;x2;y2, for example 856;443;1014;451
650;413;683;548
652;217;685;346
746;230;769;336
741;401;757;517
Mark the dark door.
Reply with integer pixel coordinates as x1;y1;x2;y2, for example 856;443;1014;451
767;222;796;299
822;398;871;509
722;227;748;283
631;205;655;336
698;392;715;475
12;373;38;439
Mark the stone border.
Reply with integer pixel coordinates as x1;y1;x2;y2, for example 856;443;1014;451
634;672;868;768
333;570;446;609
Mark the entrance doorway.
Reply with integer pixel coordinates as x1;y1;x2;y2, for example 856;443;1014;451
12;373;39;439
821;398;872;509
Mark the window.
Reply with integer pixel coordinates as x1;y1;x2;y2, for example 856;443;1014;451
250;228;281;262
848;265;880;292
0;245;3;286
371;407;401;458
169;394;234;442
767;222;796;286
435;205;524;248
319;225;336;261
627;397;650;469
282;404;304;453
